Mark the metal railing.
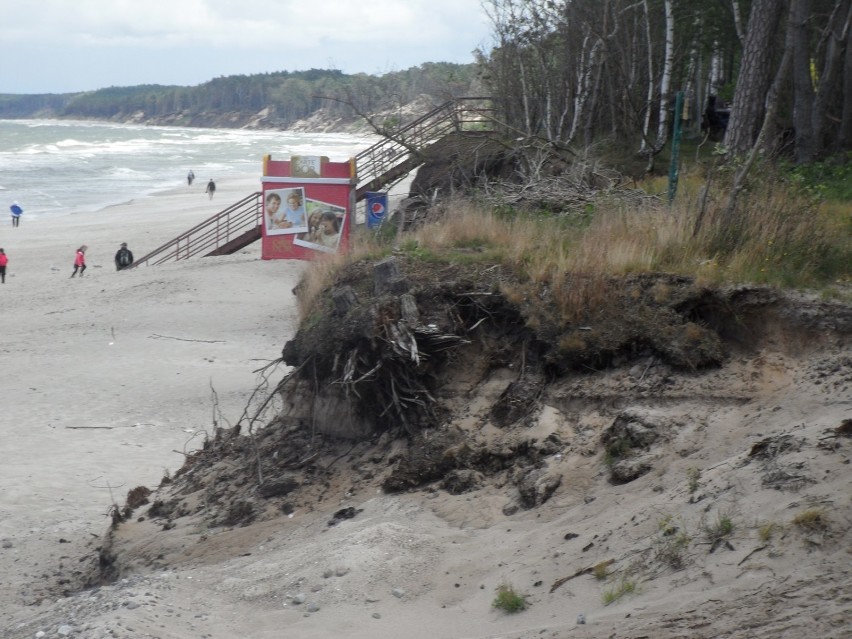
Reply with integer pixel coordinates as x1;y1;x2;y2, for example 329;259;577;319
131;192;262;267
355;97;494;196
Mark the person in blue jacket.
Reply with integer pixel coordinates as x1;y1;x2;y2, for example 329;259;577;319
10;202;23;227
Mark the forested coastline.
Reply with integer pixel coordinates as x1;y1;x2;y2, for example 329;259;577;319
0;63;482;132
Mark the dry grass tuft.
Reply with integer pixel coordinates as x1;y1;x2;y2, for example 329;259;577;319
791;508;829;533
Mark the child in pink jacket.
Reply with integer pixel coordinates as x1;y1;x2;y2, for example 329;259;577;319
71;245;87;277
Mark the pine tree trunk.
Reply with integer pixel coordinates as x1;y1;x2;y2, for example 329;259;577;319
815;1;852;155
791;0;816;163
724;0;786;156
842;14;852;147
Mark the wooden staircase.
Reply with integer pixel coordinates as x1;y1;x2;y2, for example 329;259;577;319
130;97;494;267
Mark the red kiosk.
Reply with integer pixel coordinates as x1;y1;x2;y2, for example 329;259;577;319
260;154;356;260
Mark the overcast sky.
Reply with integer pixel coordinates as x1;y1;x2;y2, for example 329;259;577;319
0;0;492;95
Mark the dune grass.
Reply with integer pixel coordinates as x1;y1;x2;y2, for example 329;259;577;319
294;164;850;319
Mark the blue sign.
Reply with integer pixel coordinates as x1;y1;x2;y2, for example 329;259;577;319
365;192;388;229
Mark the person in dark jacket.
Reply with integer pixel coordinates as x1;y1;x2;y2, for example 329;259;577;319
205;179;216;199
115;242;134;271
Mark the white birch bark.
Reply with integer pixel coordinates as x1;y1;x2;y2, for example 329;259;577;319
654;0;675;149
639;0;655;154
709;45;722;96
518;59;533;136
568;31;602;145
731;0;746;44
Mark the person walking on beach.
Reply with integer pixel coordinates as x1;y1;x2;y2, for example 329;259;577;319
187;170;195;186
205;179;216;199
10;202;23;227
0;248;8;283
114;242;134;271
71;245;87;278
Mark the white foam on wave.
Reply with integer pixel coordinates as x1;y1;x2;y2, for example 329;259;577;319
0;119;376;218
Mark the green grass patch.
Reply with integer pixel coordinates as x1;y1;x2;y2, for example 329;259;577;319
602;578;637;605
492;583;527;613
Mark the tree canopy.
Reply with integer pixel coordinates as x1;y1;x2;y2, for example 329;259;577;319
478;0;852;163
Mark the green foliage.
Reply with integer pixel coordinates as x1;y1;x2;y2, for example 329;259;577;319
655;517;692;569
704;512;735;546
783;153;852;201
602;578;637;605
397;239;439;262
492;583;527;613
686;467;701;494
658;515;679;536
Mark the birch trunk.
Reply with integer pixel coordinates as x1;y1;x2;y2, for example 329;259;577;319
731;0;746;44
654;0;675;149
639;0;655;155
568;32;602;145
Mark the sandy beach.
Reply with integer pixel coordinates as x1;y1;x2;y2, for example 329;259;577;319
0;175;306;627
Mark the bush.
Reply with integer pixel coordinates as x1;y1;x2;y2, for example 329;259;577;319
704;512;735;546
492;583;527;613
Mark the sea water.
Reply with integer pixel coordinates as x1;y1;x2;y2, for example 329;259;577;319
0;119;377;221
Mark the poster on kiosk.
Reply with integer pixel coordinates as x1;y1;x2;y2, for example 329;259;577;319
261;154;356;260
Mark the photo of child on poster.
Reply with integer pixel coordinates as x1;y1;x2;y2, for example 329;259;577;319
265;187;308;235
294;200;346;253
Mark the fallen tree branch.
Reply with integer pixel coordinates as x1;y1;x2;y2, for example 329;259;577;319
149;334;225;343
737;545;768;566
550;558;614;593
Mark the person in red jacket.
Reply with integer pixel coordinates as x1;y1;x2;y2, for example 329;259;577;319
0;248;7;283
71;245;87;278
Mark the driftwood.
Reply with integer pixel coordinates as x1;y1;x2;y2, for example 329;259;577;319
400;293;419;324
150;334;225;343
550;558;614;593
478;172;656;215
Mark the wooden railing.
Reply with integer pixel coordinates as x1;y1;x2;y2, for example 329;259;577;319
130;192;262;267
131;98;495;266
